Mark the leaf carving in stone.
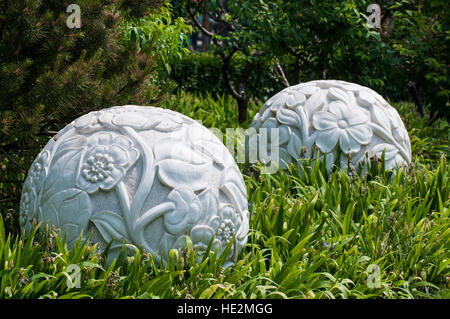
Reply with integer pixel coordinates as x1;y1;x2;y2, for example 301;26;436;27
370;105;391;133
164;187;202;236
368;143;399;161
305;90;324;119
285;91;306;109
287;134;302;159
156;159;218;191
249;80;412;173
42;188;91;245
276;106;301;128
291;84;320;96
90;210;129;243
328;87;350;105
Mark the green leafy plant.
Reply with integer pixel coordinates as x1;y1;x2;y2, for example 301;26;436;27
120;2;193;76
169;51;283;101
382;0;449;121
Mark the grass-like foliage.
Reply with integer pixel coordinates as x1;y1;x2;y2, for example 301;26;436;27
0;94;448;299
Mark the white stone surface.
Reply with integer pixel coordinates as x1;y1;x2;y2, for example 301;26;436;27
20;106;249;266
249;80;412;172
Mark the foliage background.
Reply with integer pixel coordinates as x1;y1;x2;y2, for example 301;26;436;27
170;0;448;120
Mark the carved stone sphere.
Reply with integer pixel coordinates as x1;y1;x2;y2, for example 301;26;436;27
19;106;249;266
249;80;412;172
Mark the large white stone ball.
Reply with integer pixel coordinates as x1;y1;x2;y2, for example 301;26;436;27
249;80;412;172
19;106;249;266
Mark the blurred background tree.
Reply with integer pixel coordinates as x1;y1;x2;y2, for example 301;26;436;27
172;0;396;122
171;0;448;122
382;0;449;122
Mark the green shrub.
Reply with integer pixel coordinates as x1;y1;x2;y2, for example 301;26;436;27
169;52;284;101
384;0;450;121
119;2;193;78
395;101;450;164
161;90;262;129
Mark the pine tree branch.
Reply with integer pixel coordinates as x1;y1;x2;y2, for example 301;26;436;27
0;146;28;172
0;179;25;184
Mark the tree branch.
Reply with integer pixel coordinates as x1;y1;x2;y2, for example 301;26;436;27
186;2;215;38
274;58;290;87
221;49;242;101
206;9;235;32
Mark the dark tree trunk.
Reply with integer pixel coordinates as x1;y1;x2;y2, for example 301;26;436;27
407;81;426;117
186;2;255;123
221;50;255;123
237;98;248;123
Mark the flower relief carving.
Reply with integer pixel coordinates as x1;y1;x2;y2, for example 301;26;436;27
77;133;140;193
249;80;412;173
19;106;249;267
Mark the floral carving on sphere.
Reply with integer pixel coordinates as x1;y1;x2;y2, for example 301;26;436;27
19;106;249;267
250;80;412;172
76;133;139;193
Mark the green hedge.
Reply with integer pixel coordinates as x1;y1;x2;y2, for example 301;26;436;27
169;51;411;105
169;52;284;101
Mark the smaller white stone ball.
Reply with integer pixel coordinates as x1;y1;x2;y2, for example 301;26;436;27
249;80;412;173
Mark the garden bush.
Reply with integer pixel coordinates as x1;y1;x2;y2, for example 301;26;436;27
169;51;283;101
